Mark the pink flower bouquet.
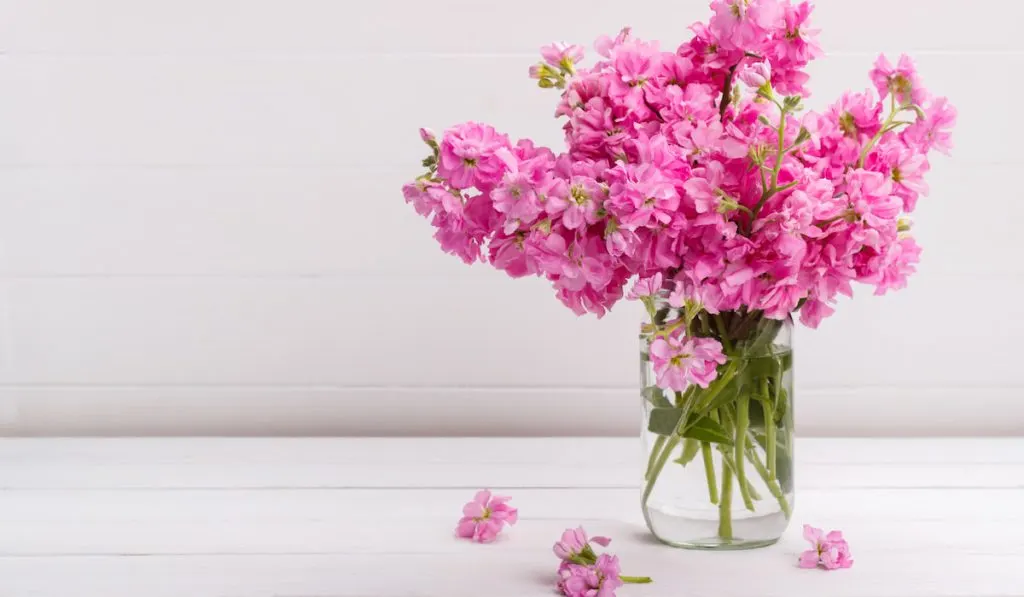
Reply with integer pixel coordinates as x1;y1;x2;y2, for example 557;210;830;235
404;0;954;549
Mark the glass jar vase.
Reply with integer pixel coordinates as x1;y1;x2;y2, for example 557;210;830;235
639;293;794;549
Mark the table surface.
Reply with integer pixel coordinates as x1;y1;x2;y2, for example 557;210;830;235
0;437;1020;597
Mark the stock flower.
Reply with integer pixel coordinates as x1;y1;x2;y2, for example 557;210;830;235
869;54;925;106
557;554;624;597
553;526;613;561
404;0;953;323
627;273;664;301
649;331;727;390
799;525;854;570
738;61;772;89
541;43;585;68
437;123;511;190
455;490;517;543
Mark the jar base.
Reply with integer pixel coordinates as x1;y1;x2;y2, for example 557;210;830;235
643;503;791;550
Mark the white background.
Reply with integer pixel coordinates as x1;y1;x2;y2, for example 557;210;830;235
0;0;1020;436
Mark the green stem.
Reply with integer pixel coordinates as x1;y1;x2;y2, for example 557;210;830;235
718;445;761;502
718;453;734;540
701;441;719;505
762;380;777;481
745;439;792;518
733;396;754;511
713;315;734;353
642;436;680;506
621;576;653;584
645;434;667;481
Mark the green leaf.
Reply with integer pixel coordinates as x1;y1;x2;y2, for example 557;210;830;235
674;438;701;466
647;407;684;436
642;387;672;408
640;351;650;363
748;397;766;429
745;355;781;379
701;374;748;413
683;416;734;445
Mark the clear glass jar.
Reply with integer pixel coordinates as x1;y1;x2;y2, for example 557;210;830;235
639;293;794;549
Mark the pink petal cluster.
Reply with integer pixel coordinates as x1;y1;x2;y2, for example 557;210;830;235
552;527;649;597
799;524;854;570
649;331;727;390
404;0;955;343
455;490;517;543
558;554;624;597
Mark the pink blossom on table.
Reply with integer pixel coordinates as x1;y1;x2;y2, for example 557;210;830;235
455;489;517;543
903;95;957;156
557;554;624;597
738;61;772;89
869;54;925;106
799;525;854;570
553;526;613;562
649;330;727;390
541;42;585;68
437;122;512;190
627;273;664;301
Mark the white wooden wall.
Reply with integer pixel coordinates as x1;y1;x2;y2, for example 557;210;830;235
0;1;1020;436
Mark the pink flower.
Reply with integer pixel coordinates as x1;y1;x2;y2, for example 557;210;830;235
553;526;613;562
455;489;518;543
903;96;956;156
606;164;680;229
541;43;585;69
557;554;624;597
627;273;664;301
738;61;772;89
437;123;511;190
869;54;925;106
649;331;727;390
709;0;781;51
419;127;437;146
799;525;854;570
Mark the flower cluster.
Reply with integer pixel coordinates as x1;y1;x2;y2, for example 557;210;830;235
799;524;854;570
455;490;517;543
553;527;650;597
404;0;954;336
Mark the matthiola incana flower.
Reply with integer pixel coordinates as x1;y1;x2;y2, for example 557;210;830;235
403;0;954;378
455;490;517;543
799;524;855;570
649;331;727;390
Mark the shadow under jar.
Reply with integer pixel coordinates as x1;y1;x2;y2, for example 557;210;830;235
640;292;794;550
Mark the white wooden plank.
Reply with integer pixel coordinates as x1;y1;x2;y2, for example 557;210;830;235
0;274;1020;388
0;53;1007;167
0;438;1018;596
0;505;1021;555
2;385;1022;438
0;163;1008;278
0;438;1020;489
0;0;1018;55
0;551;1016;597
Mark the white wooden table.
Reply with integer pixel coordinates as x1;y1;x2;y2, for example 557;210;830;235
0;438;1019;596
